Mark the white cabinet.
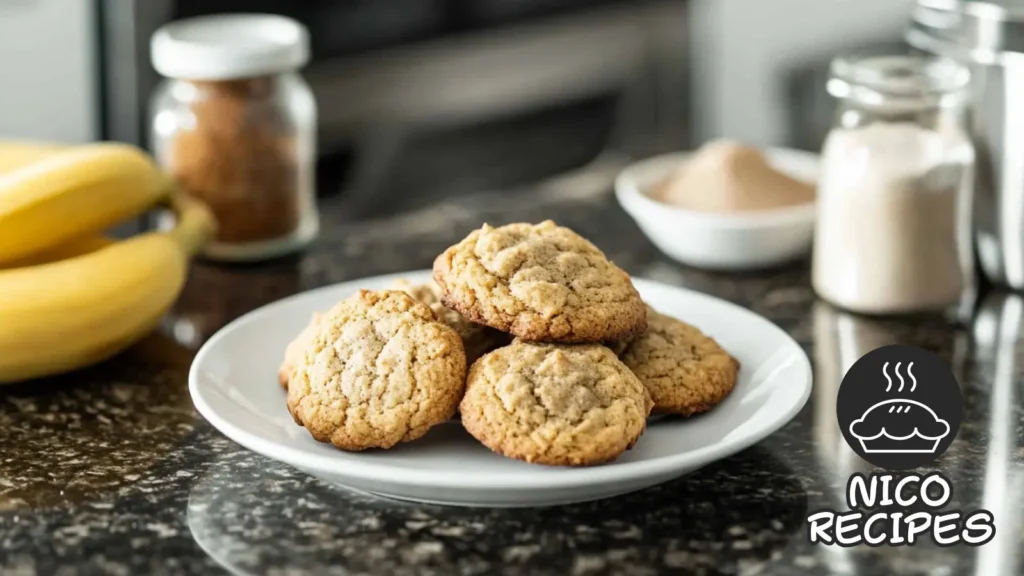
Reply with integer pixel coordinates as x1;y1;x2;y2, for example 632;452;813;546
0;0;98;143
689;0;916;147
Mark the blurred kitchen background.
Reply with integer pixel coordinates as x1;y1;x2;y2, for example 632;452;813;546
0;0;914;219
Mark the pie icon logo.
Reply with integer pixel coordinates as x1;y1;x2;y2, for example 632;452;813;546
837;346;961;470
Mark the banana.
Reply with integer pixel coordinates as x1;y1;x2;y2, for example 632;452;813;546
0;235;114;270
0;190;214;384
0;139;64;174
0;142;170;265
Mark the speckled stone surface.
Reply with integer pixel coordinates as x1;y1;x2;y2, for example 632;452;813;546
2;168;1023;575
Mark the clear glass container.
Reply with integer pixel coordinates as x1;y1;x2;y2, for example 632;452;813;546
149;15;318;262
812;50;975;318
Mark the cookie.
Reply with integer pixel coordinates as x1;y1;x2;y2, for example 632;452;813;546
433;221;647;343
390;278;510;365
278;313;323;389
460;340;652;466
604;335;634;357
619;307;739;416
287;290;467;451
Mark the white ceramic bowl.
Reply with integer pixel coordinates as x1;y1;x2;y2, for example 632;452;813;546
615;148;819;270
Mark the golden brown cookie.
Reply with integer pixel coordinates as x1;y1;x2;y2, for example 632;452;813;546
278;312;323;389
460;340;652;466
433;221;647;343
287;290;467;451
390;278;510;365
619;307;739;416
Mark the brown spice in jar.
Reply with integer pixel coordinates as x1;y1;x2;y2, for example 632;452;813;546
169;77;300;244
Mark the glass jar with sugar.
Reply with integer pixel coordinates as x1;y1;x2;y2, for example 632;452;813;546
812;50;975;317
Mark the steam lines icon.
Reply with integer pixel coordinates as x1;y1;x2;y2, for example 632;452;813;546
882;361;916;392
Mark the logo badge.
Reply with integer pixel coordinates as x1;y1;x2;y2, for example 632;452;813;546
836;345;962;470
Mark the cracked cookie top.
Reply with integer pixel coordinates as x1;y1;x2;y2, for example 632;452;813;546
460;340;652;466
432;221;647;343
619;307;739;416
287;290;466;451
389;278;510;365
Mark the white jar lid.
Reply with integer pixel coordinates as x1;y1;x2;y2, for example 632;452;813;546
151;14;310;80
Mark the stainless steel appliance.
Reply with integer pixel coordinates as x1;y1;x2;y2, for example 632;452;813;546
908;0;1024;289
98;0;688;217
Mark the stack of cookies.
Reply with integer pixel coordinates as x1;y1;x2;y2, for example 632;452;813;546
279;221;739;467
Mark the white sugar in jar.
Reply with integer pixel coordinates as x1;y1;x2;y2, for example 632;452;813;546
812;51;975;316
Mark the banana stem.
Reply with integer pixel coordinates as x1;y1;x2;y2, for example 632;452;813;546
166;188;216;256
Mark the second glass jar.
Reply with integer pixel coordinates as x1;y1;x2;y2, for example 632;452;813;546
812;50;975;317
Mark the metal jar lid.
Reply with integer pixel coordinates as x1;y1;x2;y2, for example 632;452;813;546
907;0;1024;64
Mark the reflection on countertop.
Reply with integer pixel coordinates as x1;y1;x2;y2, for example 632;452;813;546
188;445;807;575
2;161;1023;574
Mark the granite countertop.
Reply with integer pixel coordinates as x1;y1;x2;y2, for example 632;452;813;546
2;162;1023;575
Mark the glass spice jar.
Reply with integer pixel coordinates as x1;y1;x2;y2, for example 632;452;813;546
812;49;975;318
149;14;318;262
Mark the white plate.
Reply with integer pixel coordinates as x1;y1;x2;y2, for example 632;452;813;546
190;270;811;508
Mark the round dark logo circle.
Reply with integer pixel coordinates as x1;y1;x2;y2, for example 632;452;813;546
836;345;962;470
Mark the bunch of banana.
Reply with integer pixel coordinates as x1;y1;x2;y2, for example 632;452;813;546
0;141;215;383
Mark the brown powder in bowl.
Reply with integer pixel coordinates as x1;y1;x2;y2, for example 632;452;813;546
654;140;815;212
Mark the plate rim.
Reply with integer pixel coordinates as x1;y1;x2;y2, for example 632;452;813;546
189;270;812;490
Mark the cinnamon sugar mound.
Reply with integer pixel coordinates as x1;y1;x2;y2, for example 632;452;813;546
654;140;815;212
